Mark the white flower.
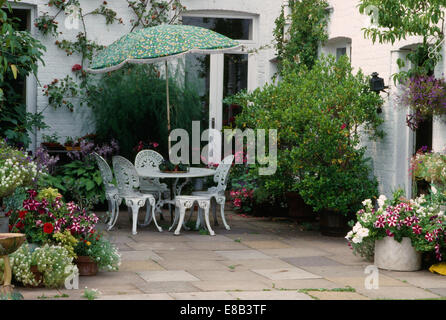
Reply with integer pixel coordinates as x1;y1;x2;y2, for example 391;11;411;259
345;231;354;240
377;195;387;208
352;222;362;233
352;235;362;244
356;227;369;238
362;199;372;207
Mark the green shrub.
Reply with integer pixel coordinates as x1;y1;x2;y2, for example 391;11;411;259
88;64;202;158
231;55;383;215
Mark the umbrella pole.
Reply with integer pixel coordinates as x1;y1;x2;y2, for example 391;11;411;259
166;61;171;155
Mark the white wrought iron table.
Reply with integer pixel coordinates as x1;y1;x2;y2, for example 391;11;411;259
136;167;216;226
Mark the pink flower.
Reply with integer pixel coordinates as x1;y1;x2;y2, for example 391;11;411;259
412;224;422;235
386;216;398;227
27;189;37;199
35;220;42;227
340;123;347;130
425;232;434;242
152;142;159;148
403;216;413;226
23;199;40;211
374;216;385;228
386;229;394;237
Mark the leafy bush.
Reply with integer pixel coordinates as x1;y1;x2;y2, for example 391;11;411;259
88;64;202;158
231;55;383;215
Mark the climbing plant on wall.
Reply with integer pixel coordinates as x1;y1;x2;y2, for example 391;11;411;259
273;0;330;73
359;0;445;82
0;0;47;148
36;0;186;111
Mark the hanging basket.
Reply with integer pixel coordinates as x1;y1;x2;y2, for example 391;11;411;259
374;237;422;271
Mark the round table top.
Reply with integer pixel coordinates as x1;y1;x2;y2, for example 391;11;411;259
136;167;216;179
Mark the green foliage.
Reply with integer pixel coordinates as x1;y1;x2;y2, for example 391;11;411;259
273;0;330;73
75;233;120;271
232;55;383;214
0;1;47;147
359;0;445;80
39;158;104;209
52;230;78;260
88;64;202;158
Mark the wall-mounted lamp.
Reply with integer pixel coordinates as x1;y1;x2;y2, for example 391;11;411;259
370;72;388;113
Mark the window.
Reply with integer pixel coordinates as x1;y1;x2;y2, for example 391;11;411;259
182;16;253;41
336;47;347;61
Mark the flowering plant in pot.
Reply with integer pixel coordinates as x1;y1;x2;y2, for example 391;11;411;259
74;231;120;275
398;75;446;130
346;190;445;270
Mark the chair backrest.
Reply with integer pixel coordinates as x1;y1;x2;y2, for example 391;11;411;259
135;150;164;170
112;155;140;195
213;155;234;193
91;152;114;189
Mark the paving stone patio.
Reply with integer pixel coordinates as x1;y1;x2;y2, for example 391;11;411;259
16;209;446;300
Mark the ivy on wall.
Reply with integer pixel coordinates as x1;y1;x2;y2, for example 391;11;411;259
273;0;330;73
35;0;186;111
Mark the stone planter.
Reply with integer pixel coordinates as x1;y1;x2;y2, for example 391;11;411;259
374;237;422;271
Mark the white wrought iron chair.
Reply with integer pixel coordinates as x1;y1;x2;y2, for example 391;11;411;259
172;196;213;236
91;152;120;231
134;149;170;225
112;155;162;235
191;154;234;231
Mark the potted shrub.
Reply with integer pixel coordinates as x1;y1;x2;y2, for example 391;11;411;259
230;56;383;230
346;190;445;271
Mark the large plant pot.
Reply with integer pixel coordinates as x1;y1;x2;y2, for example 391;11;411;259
75;256;98;276
374;237;422;271
285;192;315;221
0;216;9;233
319;210;351;237
25;265;44;288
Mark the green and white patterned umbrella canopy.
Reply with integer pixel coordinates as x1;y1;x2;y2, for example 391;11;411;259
86;24;241;73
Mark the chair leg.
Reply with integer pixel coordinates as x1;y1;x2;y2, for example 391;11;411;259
138;202;153;227
169;206;179;231
212;199;218;226
196;207;202;230
174;207;187;236
203;205;215;236
108;200;119;231
129;204;139;235
220;202;231;230
150;202;163;232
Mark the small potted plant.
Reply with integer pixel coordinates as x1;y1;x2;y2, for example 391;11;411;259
159;159;189;173
41;133;64;150
346;190;445;271
64;136;81;151
74;231;120;276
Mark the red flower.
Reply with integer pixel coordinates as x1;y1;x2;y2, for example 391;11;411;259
5;210;12;217
72;64;82;72
16;221;24;229
412;224;422;235
18;210;28;219
43;223;54;234
425;232;434;242
341;123;347;130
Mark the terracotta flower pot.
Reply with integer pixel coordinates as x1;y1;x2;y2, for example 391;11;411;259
374;237;422;271
75;256;98;276
26;265;44;288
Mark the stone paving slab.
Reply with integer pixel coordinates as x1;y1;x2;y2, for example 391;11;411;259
243;240;292;249
135;281;202;294
119;260;165;272
357;286;440;300
156;250;225;261
186;241;250;251
126;241;193;251
229;290;313;300
308;291;369;300
251;268;322;280
169;291;235;300
218;259;296;271
188;270;272;282
157;258;230;271
325;275;411;289
138;270;200;282
266;279;341;290
283;256;344;267
191;280;273;292
98;293;174;300
120;250;163;262
182;234;234;242
259;247;330;258
427;288;446;296
215;250;272;260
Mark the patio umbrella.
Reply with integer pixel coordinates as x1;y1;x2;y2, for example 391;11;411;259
85;24;241;151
